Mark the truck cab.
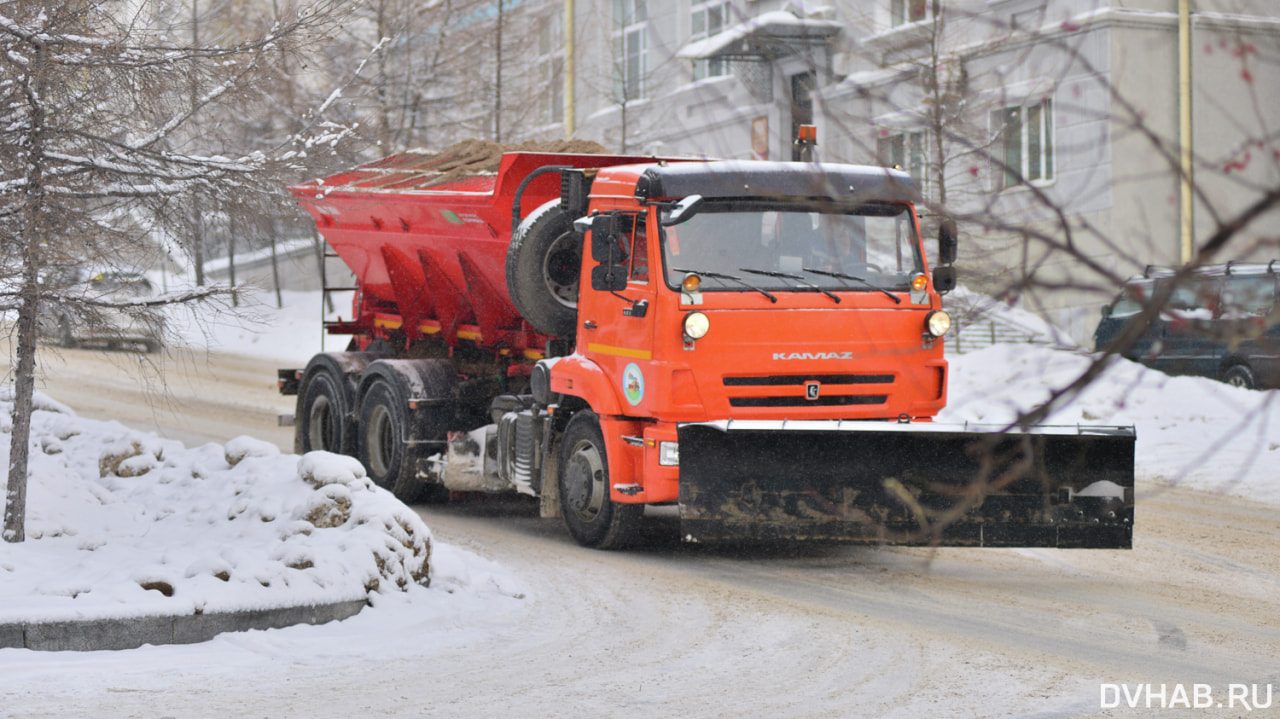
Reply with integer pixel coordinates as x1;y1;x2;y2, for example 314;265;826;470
545;161;960;546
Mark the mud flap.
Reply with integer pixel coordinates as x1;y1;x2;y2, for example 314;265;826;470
677;420;1135;548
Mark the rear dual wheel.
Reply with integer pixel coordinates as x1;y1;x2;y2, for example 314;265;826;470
559;412;643;549
300;370;351;455
361;379;412;492
358;363;454;505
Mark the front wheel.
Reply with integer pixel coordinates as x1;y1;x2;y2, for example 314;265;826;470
1223;363;1257;390
558;412;643;549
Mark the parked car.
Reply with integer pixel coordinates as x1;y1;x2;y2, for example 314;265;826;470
37;270;164;353
1093;262;1280;389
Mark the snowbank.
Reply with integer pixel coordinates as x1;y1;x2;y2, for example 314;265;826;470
942;344;1280;504
0;388;431;624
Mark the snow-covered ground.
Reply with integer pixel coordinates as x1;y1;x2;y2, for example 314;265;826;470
0;397;433;624
2;285;1278;715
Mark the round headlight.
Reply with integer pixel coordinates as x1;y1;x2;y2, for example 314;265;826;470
683;311;710;340
681;273;702;293
926;310;952;338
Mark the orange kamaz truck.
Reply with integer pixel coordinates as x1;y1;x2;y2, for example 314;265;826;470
282;149;1134;549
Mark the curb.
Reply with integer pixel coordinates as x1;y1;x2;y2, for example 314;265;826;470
0;599;367;652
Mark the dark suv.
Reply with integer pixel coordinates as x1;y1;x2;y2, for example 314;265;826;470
1093;263;1280;389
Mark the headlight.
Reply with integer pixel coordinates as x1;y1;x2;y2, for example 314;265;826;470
925;310;951;338
683;311;710;340
658;441;679;466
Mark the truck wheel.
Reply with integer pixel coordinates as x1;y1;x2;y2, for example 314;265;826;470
558;412;643;549
300;370;351;455
358;376;448;504
1223;364;1257;390
506;199;579;338
359;378;414;496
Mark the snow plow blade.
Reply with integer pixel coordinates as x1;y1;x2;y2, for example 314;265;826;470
676;421;1135;548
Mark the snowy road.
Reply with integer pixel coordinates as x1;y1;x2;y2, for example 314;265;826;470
408;490;1279;717
29;343;297;451
12;344;1280;716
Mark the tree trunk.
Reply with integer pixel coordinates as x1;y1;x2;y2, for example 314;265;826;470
270;234;283;309
4;240;41;544
228;213;238;308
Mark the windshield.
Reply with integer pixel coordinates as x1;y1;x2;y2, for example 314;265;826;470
660;200;924;293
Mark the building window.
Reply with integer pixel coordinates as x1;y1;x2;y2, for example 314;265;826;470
538;14;564;124
891;0;930;27
991;98;1054;190
691;1;731;81
877;130;926;187
614;0;648;101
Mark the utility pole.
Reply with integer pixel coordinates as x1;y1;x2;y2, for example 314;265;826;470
495;0;504;142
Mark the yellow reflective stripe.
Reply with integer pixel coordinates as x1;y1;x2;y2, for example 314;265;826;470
587;343;652;360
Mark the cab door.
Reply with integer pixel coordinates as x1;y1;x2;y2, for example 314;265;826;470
577;210;658;414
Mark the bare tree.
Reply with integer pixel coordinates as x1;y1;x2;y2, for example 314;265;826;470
822;2;1280;428
0;0;343;542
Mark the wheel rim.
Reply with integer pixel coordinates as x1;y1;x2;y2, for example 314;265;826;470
366;403;396;478
542;231;581;308
307;394;335;451
564;438;606;522
1228;372;1249;388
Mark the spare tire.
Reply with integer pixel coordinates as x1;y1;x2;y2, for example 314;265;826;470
506;199;579;338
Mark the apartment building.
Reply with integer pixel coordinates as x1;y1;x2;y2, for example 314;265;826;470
510;1;1280;340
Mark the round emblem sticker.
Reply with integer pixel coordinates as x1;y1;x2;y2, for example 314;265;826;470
623;363;645;406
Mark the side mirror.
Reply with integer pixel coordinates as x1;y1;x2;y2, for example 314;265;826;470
589;213;629;292
932;265;957;294
938;218;958;266
661;195;704;227
591;264;628;292
589;214;631;267
590;215;621;262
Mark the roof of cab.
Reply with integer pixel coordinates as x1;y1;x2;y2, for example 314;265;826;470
629;159;919;203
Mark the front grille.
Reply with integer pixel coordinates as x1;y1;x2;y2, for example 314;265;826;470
723;374;894;386
722;373;894;409
729;394;888;408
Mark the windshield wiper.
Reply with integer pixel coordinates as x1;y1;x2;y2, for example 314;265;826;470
672;267;777;303
739;268;841;304
801;267;902;304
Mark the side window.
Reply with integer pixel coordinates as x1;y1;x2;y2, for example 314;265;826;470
1163;278;1217;320
1221;276;1276;318
631;214;649;283
1111;290;1142;316
617;213;649;284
